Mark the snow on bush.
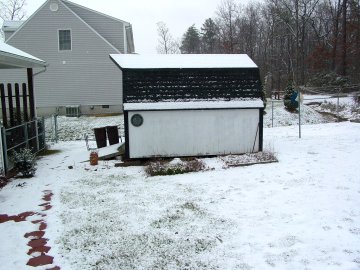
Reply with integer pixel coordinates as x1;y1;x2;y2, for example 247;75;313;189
146;158;206;176
0;176;8;189
12;148;37;177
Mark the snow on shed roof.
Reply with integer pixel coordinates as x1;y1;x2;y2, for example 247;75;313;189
0;42;47;69
124;99;264;111
110;54;258;69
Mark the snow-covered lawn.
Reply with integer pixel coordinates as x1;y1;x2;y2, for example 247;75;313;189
1;122;359;269
264;100;329;127
303;95;360;121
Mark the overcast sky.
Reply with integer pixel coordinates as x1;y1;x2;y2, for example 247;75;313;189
24;0;238;54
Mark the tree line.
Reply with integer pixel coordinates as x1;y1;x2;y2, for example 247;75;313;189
157;0;360;93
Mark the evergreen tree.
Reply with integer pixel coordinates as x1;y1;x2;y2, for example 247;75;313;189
283;80;298;112
180;25;201;54
200;18;219;53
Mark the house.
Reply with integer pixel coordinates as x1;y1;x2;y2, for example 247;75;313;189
1;0;135;116
110;54;264;159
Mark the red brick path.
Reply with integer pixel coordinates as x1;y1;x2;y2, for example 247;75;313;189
0;190;60;269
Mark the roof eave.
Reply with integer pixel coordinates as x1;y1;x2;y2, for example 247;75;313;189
0;53;48;69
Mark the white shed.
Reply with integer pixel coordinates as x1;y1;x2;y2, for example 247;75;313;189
110;54;265;159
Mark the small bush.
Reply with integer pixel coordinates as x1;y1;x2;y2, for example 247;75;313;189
283;80;299;112
13;148;37;178
146;159;206;176
0;176;8;189
353;95;360;105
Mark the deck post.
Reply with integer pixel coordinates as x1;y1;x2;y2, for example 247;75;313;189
27;68;36;120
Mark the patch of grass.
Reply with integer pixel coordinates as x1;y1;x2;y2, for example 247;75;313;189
38;149;62;156
145;159;206;176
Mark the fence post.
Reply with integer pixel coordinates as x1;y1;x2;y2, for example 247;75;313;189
42;117;46;150
24;122;29;149
54;114;58;143
1;127;8;174
35;119;40;152
0;126;4;176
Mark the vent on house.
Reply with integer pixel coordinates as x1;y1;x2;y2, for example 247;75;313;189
50;3;59;12
66;105;81;117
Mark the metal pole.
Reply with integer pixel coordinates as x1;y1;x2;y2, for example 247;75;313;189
336;88;340;122
271;96;274;128
0;126;5;176
298;90;301;139
24;122;29;149
35;119;40;152
1;127;8;174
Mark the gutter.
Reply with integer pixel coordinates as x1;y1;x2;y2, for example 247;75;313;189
33;66;47;76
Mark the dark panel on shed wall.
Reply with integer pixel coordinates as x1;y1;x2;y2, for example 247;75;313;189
123;68;262;103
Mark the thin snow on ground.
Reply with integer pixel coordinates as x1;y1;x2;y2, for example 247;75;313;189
304;95;359;121
1;122;359;269
45;115;124;141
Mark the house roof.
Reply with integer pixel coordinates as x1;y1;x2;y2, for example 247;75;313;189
110;54;258;69
2;20;24;31
61;0;131;26
0;42;47;69
5;0;134;54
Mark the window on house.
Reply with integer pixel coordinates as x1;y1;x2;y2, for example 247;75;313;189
59;30;71;51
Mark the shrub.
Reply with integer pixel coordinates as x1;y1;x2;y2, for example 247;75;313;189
353;95;360;105
146;159;206;176
0;176;8;189
13;148;37;177
283;80;299;112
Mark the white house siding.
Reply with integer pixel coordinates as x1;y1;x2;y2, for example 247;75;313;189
127;109;260;158
0;0;123;115
61;1;127;53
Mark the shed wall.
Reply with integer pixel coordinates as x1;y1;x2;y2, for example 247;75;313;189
127;109;260;158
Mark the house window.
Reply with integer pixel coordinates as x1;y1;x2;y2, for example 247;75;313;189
59;30;71;51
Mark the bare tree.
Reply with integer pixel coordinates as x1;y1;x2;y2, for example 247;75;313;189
340;0;348;75
0;0;26;39
179;0;360;85
0;0;27;20
156;21;179;54
216;0;240;53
